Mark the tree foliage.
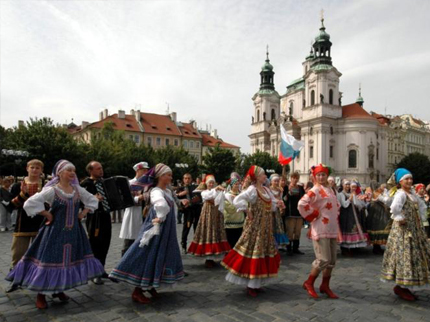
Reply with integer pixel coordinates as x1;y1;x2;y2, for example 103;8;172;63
202;144;236;182
237;151;287;177
397;152;430;185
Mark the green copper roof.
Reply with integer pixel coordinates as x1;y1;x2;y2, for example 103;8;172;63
258;89;279;95
288;77;304;86
261;59;273;72
311;63;333;71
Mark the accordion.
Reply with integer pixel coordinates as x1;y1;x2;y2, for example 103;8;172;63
103;176;135;211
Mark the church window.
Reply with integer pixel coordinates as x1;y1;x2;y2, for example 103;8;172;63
271;109;276;120
303;99;306;108
263;112;266;120
310;127;313;136
348;150;357;168
257;110;260;122
310;146;314;159
369;153;374;168
376;148;379;160
330;126;334;135
329;89;334;105
289;102;293;116
311;90;315;105
330;145;334;158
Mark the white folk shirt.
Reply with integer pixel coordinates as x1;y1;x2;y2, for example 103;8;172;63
119;178;144;240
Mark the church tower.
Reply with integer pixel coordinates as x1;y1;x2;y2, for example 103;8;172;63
249;47;281;154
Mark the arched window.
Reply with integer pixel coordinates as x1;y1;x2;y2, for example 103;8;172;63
348;150;357;168
311;90;315;105
289;102;293;116
257;110;260;122
329;89;334;105
271;109;276;120
263;112;266;120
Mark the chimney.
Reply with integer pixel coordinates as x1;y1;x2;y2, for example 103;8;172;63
103;108;109;119
211;129;218;138
118;110;126;119
18;120;25;127
170;112;177;122
99;111;104;120
130;109;135;117
82;121;89;129
135;109;141;122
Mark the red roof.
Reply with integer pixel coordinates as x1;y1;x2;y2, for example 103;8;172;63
179;123;202;138
371;112;390;125
201;133;239;149
342;103;374;120
139;113;181;136
87;114;141;132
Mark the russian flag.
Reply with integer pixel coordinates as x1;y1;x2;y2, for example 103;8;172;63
278;125;304;166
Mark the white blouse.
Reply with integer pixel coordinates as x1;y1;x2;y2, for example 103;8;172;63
23;186;99;217
150;187;176;222
337;192;366;211
201;189;225;212
233;185;277;212
390;189;427;222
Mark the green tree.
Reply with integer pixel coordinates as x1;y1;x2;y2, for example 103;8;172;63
397;152;430;185
153;145;199;182
239;151;286;176
2;118;85;177
202;144;236;182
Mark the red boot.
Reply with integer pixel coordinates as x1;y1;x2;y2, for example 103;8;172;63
36;294;47;309
320;276;339;299
132;287;151;304
303;274;319;298
393;285;415;301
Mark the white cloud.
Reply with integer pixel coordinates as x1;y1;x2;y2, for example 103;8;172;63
1;0;430;153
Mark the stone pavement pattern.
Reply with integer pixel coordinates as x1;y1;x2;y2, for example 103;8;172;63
0;223;429;322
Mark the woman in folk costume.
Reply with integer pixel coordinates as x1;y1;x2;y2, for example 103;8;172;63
109;164;184;304
188;174;231;268
269;174;289;249
338;180;369;255
223;176;245;248
222;166;284;297
283;171;306;256
366;184;393;254
381;168;430;301
298;164;341;299
6;160;104;309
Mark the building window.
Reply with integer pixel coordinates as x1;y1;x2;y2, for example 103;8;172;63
376;148;379;160
174;139;179;146
303;99;306;108
369;153;374;168
134;135;140;143
311;90;315;105
289;102;293;117
271;109;276;120
166;138;170;146
156;137;161;146
329;146;334;158
183;140;188;148
147;137;152;146
257;110;260;122
329;89;334;105
190;141;194;148
196;142;200;148
348;150;357;168
330;126;334;135
310;146;314;159
129;135;133;140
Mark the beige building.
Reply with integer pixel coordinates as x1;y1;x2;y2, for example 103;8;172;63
68;109;240;164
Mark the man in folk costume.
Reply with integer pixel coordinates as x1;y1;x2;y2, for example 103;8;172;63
119;162;150;256
298;164;341;299
222;165;285;297
6;160;45;274
80;161;114;285
177;173;202;253
381;168;430;301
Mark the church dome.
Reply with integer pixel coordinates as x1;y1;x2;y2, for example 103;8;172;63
262;59;274;71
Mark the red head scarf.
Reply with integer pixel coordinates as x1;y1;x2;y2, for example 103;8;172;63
311;164;331;177
246;165;265;182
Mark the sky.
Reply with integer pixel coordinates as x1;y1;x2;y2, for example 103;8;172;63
1;0;430;153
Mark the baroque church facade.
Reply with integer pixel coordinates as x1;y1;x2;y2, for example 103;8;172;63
249;17;388;185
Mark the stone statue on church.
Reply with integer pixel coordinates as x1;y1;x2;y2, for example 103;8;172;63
252;116;254;124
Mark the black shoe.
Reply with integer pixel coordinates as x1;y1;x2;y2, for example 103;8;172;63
287;243;294;256
6;284;19;293
101;272;109;279
292;240;305;255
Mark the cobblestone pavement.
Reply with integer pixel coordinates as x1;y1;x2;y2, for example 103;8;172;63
1;222;430;321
